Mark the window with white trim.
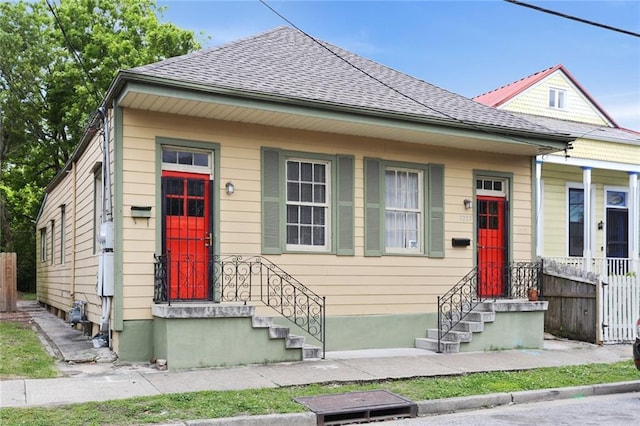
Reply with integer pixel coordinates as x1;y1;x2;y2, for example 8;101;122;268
285;159;329;251
549;87;566;109
40;227;47;262
385;168;422;253
60;205;65;265
50;220;55;265
568;187;584;257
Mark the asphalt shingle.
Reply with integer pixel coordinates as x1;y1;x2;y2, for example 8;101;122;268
130;27;561;136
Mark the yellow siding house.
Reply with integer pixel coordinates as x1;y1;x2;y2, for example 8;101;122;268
475;64;640;343
36;28;574;369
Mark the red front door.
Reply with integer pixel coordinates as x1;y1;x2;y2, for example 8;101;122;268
477;196;507;298
162;171;212;300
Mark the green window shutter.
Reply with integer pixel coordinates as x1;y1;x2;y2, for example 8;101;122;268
364;158;382;256
336;155;354;255
261;148;282;254
428;164;445;258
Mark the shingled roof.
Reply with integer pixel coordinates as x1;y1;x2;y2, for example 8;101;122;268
127;26;563;137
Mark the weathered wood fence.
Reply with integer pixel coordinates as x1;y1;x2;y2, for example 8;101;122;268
542;260;599;343
0;252;18;312
542;258;640;344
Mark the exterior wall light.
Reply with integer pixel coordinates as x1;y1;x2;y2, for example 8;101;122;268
463;199;472;210
225;181;235;194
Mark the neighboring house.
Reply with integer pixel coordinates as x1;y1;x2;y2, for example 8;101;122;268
36;27;574;369
475;64;640;343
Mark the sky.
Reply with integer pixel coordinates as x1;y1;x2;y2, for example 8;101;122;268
157;0;640;130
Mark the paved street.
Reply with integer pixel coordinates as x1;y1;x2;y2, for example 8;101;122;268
379;392;640;425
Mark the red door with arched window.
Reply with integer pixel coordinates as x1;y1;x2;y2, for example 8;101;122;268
162;171;213;300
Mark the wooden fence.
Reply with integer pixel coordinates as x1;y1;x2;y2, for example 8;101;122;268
1;252;17;312
542;258;640;344
542;260;599;343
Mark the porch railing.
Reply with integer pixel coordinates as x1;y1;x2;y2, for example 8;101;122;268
543;257;639;280
437;261;542;352
154;254;325;356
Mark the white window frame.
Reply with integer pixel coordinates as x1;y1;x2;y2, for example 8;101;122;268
605;188;628;209
285;158;331;252
161;146;213;177
50;220;55;265
60;205;65;265
476;177;507;198
566;183;585;257
40;227;47;262
549;87;566;110
384;167;423;254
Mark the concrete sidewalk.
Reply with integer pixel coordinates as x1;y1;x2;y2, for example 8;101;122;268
1;300;638;424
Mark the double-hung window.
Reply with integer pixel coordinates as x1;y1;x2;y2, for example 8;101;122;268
40;228;47;262
568;186;584;257
385;168;422;253
286;159;329;251
261;148;354;255
364;158;444;257
549;87;566;109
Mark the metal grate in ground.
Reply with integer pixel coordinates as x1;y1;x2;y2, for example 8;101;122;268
294;389;417;425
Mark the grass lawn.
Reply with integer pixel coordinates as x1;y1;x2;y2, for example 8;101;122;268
1;304;638;425
0;322;59;380
1;360;638;426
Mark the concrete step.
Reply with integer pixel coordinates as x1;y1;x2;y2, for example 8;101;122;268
303;344;322;359
475;301;496;312
252;316;274;328
415;337;459;353
426;328;472;343
453;320;485;333
466;310;496;323
286;334;305;349
268;325;290;339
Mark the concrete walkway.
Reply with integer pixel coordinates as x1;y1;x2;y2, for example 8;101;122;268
1;300;638;425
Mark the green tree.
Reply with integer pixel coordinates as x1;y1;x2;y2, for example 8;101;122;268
0;0;202;291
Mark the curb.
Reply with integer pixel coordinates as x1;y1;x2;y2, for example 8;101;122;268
160;380;640;425
418;380;640;416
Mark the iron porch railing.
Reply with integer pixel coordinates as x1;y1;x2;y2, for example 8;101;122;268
437;261;542;352
154;254;325;357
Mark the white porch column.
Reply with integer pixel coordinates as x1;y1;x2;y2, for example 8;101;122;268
629;172;639;265
535;158;543;258
582;167;592;273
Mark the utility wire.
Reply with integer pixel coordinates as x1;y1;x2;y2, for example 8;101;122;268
45;0;104;104
258;0;564;153
505;0;640;38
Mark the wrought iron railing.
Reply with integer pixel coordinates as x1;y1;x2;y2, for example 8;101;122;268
507;261;543;299
437;267;479;353
437;261;542;352
154;254;325;357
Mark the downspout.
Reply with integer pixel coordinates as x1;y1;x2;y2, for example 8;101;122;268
97;107;114;339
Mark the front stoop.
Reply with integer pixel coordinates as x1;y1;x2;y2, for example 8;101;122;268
415;302;496;354
252;315;322;360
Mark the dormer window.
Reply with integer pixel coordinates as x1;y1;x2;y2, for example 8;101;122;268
548;87;566;109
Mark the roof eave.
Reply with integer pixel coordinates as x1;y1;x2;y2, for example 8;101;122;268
110;71;574;146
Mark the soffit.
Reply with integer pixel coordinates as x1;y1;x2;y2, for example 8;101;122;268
117;88;564;157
